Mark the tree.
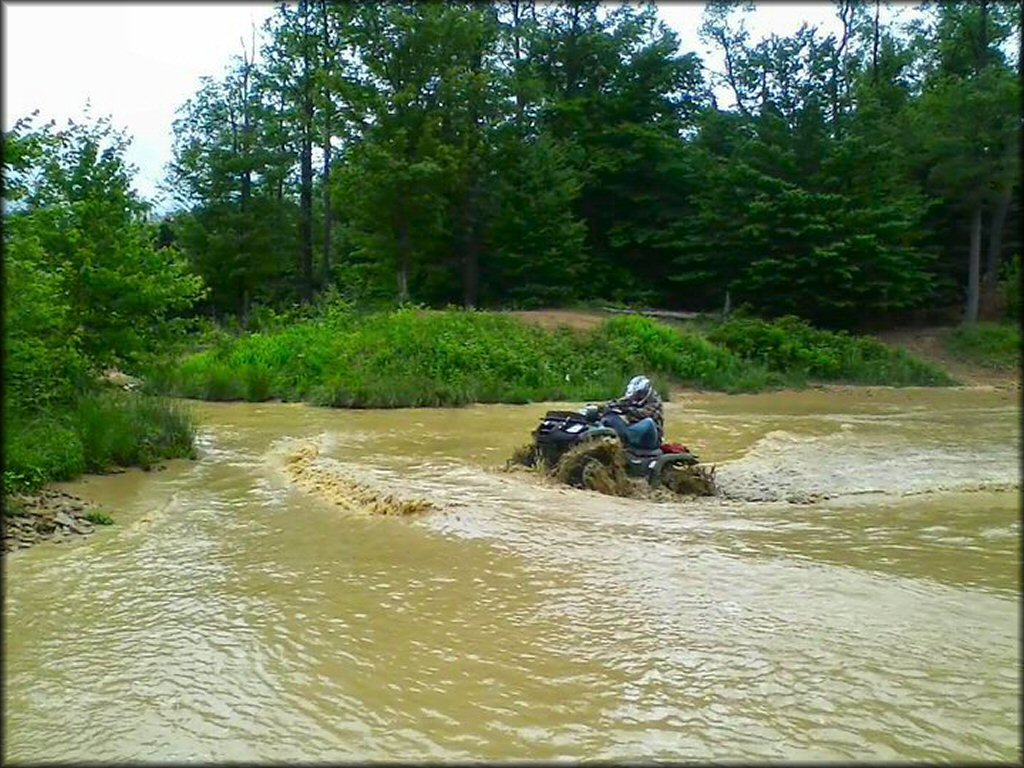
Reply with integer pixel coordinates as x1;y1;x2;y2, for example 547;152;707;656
19;114;205;366
169;55;298;318
910;1;1020;322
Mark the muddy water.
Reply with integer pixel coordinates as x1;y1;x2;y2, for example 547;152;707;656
4;388;1019;762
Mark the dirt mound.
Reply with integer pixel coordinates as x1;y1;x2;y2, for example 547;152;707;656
284;442;434;516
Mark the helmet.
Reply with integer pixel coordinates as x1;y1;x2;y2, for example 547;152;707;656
624;375;652;404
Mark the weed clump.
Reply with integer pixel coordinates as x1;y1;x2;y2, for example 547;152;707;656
84;510;115;525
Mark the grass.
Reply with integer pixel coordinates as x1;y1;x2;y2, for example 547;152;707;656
706;315;956;386
83;510;114;525
3;392;197;494
74;391;197;472
945;322;1021;371
160;305;953;409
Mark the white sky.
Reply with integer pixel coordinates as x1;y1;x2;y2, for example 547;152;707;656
2;1;872;211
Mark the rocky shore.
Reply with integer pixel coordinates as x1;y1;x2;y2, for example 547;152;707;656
3;489;109;553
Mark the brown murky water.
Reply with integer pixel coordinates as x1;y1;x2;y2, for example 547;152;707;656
4;388;1020;762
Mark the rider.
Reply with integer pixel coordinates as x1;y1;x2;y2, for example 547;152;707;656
599;375;664;450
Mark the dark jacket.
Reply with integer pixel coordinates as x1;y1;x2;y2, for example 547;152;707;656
605;388;664;436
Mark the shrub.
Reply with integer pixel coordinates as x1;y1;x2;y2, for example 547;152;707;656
3;412;85;493
74;391;196;472
161;309;954;409
707;315;954;386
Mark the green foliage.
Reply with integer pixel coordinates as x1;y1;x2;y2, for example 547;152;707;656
3;219;89;409
707;315;955;386
2;394;196;495
2;114;203;494
74;392;197;472
946;322;1021;371
11;115;206;369
164;308;951;408
84;510;115;526
3;412;86;494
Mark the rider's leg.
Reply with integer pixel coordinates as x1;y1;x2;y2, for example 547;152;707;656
625;417;660;449
600;412;630;442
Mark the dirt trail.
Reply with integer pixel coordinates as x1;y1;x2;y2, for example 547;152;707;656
874;326;1019;388
504;309;610;332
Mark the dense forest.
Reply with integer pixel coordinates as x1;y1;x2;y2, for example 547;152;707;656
2;1;1021;492
144;0;1018;327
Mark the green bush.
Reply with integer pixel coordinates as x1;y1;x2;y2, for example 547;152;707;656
3;412;86;493
164;308;952;408
2;393;197;496
74;391;196;472
946;322;1020;371
707;315;954;386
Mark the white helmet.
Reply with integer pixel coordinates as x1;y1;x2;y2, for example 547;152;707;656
624;375;652;404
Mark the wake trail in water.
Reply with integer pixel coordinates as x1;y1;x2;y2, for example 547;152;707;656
713;429;1019;503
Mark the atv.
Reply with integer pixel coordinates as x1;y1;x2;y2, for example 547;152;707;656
516;404;716;496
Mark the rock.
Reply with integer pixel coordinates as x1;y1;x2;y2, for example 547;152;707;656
34;518;56;535
100;368;143;391
54;511;75;529
69;520;93;535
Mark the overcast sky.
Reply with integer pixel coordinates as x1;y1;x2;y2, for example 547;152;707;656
3;2;861;210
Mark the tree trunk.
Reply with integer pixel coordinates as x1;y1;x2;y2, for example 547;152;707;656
985;187;1011;281
461;178;480;309
965;202;983;323
979;186;1012;317
297;0;315;303
871;0;880;84
320;1;333;287
396;218;410;304
321;128;332;287
240;30;254;211
300;122;314;303
241;288;251;328
510;0;525;124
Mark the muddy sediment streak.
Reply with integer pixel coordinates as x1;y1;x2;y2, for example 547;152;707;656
284;441;434;516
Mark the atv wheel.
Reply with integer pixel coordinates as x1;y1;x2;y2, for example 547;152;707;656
661;464;717;496
580;458;618;495
555;437;619;484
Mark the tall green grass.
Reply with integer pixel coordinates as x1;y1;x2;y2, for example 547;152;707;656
162;308;952;408
3;392;197;494
945;322;1021;371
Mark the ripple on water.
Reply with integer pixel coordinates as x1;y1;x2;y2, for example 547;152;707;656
3;395;1020;762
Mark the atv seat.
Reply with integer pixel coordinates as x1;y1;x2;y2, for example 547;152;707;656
625;447;662;458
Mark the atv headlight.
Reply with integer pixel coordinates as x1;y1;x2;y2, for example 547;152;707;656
565;423;585;434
